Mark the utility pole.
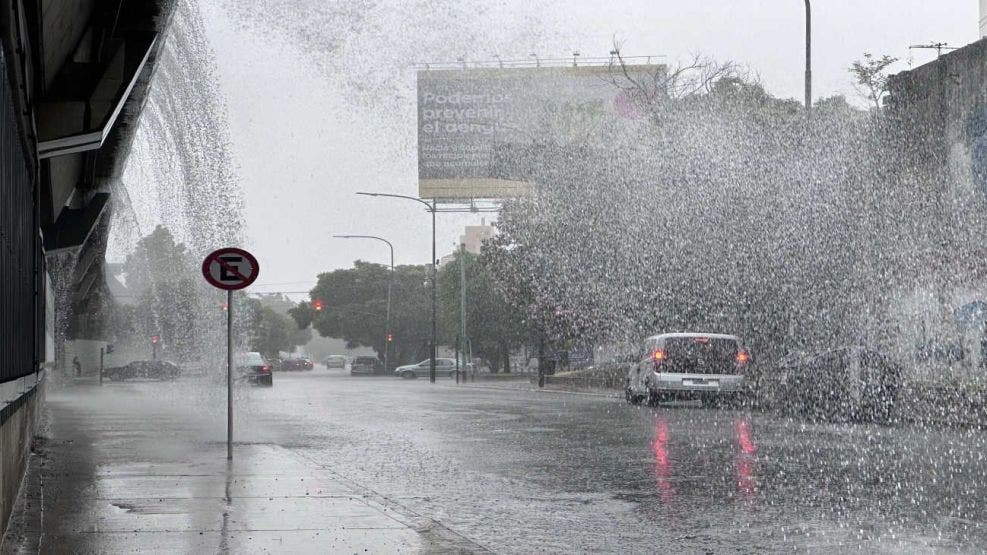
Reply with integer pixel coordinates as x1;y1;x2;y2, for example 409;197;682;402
804;0;812;120
460;243;468;380
357;192;438;383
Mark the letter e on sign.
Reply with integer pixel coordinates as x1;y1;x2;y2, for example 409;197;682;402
202;248;260;291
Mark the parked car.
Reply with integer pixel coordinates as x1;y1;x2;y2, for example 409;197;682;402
104;360;181;381
625;332;753;406
350;356;384;375
324;355;347;369
280;357;314;371
776;346;901;422
235;352;273;386
394;358;464;379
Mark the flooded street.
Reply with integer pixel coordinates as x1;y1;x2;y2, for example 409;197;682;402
12;368;986;552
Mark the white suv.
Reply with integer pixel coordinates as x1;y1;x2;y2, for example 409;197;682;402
625;332;752;406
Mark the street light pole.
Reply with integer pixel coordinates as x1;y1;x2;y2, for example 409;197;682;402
804;0;812;120
333;234;394;373
357;192;438;383
431;200;437;383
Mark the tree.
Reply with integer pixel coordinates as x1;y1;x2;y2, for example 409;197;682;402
252;293;312;349
245;299;292;360
850;53;898;110
290;261;431;365
485;69;909;366
607;46;749;114
437;251;526;372
118;225;202;360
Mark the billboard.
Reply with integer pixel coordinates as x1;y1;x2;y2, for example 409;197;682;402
417;64;664;200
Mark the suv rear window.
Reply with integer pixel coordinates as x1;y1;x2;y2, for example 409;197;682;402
662;336;740;374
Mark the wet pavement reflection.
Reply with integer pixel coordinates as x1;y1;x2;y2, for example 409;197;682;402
239;371;987;552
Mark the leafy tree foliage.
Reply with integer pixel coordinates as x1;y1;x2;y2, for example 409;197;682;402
437;251;526;372
850;53;899;110
245;294;312;360
252;293;312;348
116;225;201;360
291;261;431;365
486;70;907;364
244;300;291;360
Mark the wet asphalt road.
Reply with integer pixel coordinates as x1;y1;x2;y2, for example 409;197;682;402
105;368;987;552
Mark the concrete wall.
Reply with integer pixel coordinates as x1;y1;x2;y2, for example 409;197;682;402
885;39;987;380
0;374;44;536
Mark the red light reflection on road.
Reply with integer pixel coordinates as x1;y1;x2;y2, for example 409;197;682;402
735;417;756;455
651;418;675;503
734;417;757;502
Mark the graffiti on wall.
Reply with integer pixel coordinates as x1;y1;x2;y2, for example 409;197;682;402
968;104;987;194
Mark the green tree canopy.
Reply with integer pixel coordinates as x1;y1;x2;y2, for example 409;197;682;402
437;251;526;372
291;261;431;365
117;225;200;360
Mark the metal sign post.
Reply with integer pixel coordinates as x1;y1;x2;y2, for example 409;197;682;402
201;247;260;461
227;289;233;460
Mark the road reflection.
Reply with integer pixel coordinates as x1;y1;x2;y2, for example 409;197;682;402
650;412;758;506
735;417;757;503
652;418;675;503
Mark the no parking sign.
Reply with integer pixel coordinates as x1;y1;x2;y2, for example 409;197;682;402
201;247;259;291
201;247;259;461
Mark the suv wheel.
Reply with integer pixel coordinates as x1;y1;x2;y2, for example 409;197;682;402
647;389;663;407
625;387;644;405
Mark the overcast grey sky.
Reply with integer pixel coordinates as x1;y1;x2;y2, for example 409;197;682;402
198;0;981;296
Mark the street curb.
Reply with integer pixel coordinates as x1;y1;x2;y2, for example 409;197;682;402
448;383;622;398
288;450;493;553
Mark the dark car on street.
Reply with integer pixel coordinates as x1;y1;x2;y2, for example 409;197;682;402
776;346;902;422
350;356;385;375
280;357;314;371
104;360;181;382
236;352;273;386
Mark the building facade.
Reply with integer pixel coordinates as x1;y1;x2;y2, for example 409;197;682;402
885;37;987;376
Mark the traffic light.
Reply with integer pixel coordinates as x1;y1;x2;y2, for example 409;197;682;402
150;335;160;344
221;302;228;311
312;299;324;311
386;333;394;342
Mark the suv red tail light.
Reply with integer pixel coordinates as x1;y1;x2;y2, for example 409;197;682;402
735;350;750;366
260;365;272;374
652;348;667;370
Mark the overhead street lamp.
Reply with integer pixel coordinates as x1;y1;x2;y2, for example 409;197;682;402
357;192;438;383
333;234;395;373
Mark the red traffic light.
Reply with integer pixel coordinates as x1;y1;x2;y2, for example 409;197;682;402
386;333;394;342
150;335;160;344
312;299;325;311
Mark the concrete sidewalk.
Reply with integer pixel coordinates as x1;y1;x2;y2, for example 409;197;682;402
0;385;471;554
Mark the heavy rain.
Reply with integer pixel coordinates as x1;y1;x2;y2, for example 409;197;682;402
2;0;987;553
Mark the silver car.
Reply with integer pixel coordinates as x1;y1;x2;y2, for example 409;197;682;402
394;358;463;379
625;332;753;406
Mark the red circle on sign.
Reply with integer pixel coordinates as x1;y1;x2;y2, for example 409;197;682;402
201;247;260;290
